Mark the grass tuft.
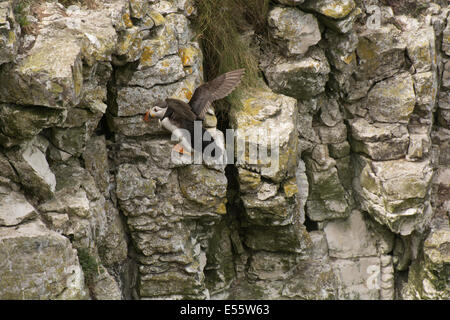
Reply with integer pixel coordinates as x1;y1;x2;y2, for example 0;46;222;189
192;0;270;110
13;0;31;28
77;247;99;282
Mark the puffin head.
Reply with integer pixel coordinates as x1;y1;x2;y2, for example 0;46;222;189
149;99;168;119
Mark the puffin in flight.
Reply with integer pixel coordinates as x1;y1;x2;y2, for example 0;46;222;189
144;69;245;156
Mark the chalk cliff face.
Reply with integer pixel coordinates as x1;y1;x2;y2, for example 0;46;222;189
0;0;448;300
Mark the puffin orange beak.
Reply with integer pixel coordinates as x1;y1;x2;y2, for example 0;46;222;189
144;111;151;122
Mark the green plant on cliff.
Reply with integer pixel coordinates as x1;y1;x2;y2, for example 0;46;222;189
13;0;31;29
77;247;99;282
193;0;270;111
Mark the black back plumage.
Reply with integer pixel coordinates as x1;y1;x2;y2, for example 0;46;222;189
161;69;245;155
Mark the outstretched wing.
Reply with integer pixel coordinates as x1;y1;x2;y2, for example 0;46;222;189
189;69;245;120
166;98;198;123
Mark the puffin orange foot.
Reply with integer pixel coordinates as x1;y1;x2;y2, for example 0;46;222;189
143;111;151;122
173;144;191;155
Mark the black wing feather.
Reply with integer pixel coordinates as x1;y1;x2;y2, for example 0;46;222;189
165;98;198;123
189;69;245;120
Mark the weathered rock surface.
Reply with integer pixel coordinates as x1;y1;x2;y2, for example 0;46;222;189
0;1;19;65
354;156;434;235
262;47;330;100
0;191;36;227
301;0;355;19
0;220;88;299
6;137;56;200
402;228;450;299
230;86;298;184
355;25;406;81
349;118;410;160
367;73;416;124
268;7;321;57
323;210;394;259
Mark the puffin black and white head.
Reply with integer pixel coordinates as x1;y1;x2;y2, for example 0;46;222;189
144;100;168;121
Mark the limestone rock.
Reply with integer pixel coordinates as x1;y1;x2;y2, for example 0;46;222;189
172;0;196;17
332;257;381;300
353;156;434;235
0;0;19;65
39;189;91;218
178;165;227;215
324;29;358;74
6;137;56;200
0;0;125;109
403;228;450;299
349;118;410;160
116;163;156;201
0;220;88;299
138;18;179;68
323;210;393;259
237;168;262;193
116;55;185;88
301;0;355;19
318;7;361;34
404;26;436;73
241;194;298;226
306;166;351;221
107;113;167;136
49;109;103;157
98;200;128;266
329;141;350;159
139;269;206;298
367;73;416;124
443;17;450;56
0;152;18;183
0;32;84;109
91;266;122;300
129;0;150;19
243;222;311;254
356;25;406;81
150;1;178;15
0;191;36;227
230;86;298;183
268;7;321;57
407;133;431;161
115;26;143;64
317;123;347;144
263;47;330;100
442;60;450;90
247;251;301;281
112;74;200;117
64;6;119;66
413;71;438;113
281;258;338;299
205;221;236;295
82;135;110;197
319;95;344;127
0;104;66;148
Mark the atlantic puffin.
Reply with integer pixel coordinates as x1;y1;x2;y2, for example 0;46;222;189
144;69;245;156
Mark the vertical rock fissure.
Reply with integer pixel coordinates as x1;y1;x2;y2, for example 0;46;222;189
105;66;137;299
